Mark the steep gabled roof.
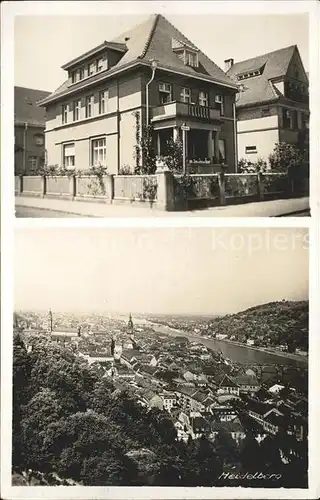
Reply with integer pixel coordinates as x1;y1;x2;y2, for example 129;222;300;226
39;14;237;106
227;45;297;108
14;86;51;126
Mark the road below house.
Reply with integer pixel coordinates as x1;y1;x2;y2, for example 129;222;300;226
15;206;87;218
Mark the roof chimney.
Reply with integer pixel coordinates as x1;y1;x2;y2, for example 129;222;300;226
224;58;234;72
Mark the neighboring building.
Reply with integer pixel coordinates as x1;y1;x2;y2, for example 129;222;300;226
226;45;309;163
14;86;51;174
38;14;238;174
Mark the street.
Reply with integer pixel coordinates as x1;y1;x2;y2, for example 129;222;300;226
15;207;85;218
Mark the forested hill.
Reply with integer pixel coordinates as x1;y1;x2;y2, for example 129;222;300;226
207;301;308;351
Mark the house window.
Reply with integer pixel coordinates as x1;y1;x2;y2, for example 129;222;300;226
29;156;37;170
180;87;191;103
85;95;94;118
73;100;81;121
97;58;104;72
63;143;75;168
283;109;292;128
292;110;298;129
34;134;44;146
99;90;108;114
91;137;106;166
199;91;208;107
186;51;198;67
62;104;68;124
88;62;96;76
219;139;226;163
71;70;80;84
79;68;85;80
301;113;309;129
215;94;224;115
159;83;172;104
245;145;257;154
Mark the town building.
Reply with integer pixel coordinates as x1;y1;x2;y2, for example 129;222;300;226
38;14;238;174
14;86;51;174
225;45;309;163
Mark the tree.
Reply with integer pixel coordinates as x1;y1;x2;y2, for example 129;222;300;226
213;428;239;465
12;333;31;469
268;142;304;173
161;138;183;174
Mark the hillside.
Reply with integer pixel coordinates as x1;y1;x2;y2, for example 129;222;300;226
206;301;308;351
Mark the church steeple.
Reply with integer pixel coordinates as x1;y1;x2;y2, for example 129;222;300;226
128;313;133;332
47;309;53;333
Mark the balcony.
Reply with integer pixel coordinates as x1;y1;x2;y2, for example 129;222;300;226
151;101;221;123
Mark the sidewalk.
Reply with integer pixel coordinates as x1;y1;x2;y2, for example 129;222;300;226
15;195;310;218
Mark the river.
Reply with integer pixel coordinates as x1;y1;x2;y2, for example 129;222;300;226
139;319;307;368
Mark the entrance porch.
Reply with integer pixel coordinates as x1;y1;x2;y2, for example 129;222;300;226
154;125;226;172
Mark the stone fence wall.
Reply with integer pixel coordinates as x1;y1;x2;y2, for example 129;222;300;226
15;169;308;211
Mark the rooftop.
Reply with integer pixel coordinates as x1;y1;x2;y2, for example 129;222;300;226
39;13;237;106
14;86;51;126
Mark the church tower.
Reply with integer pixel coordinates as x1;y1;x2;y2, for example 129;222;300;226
128;313;134;333
47;309;53;334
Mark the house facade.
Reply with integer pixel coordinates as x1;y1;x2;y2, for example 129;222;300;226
226;45;309;163
15;86;51;174
38;14;238;174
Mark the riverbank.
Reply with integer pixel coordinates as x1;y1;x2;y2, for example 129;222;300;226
210;336;308;364
147;320;308;366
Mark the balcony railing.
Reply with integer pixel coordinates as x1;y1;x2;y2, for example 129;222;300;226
151;101;221;122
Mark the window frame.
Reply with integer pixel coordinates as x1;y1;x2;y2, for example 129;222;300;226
88;61;96;76
215;94;224;115
34;134;44;146
28;156;38;170
199;91;208;107
85;95;94;118
73;100;81;121
91;136;107;167
158;82;172;104
180;87;191;104
99;90;108;114
62;104;68;124
245;145;258;155
63;143;75;169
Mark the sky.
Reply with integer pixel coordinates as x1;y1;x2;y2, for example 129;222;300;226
14;227;309;315
14;13;309;92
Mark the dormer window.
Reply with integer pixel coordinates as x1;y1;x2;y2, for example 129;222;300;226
186;51;198;68
97;58;104;72
172;38;199;68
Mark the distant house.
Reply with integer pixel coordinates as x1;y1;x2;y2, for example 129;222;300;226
226;45;309;163
209;418;246;444
14;86;51;174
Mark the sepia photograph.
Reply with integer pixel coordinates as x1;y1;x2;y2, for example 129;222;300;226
13;8;310;218
10;227;309;489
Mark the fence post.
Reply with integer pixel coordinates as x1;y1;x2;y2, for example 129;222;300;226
105;174;114;203
69;175;76;200
19;175;23;195
257;172;264;201
287;167;295;197
41;175;46;198
218;171;226;206
156;168;175;211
